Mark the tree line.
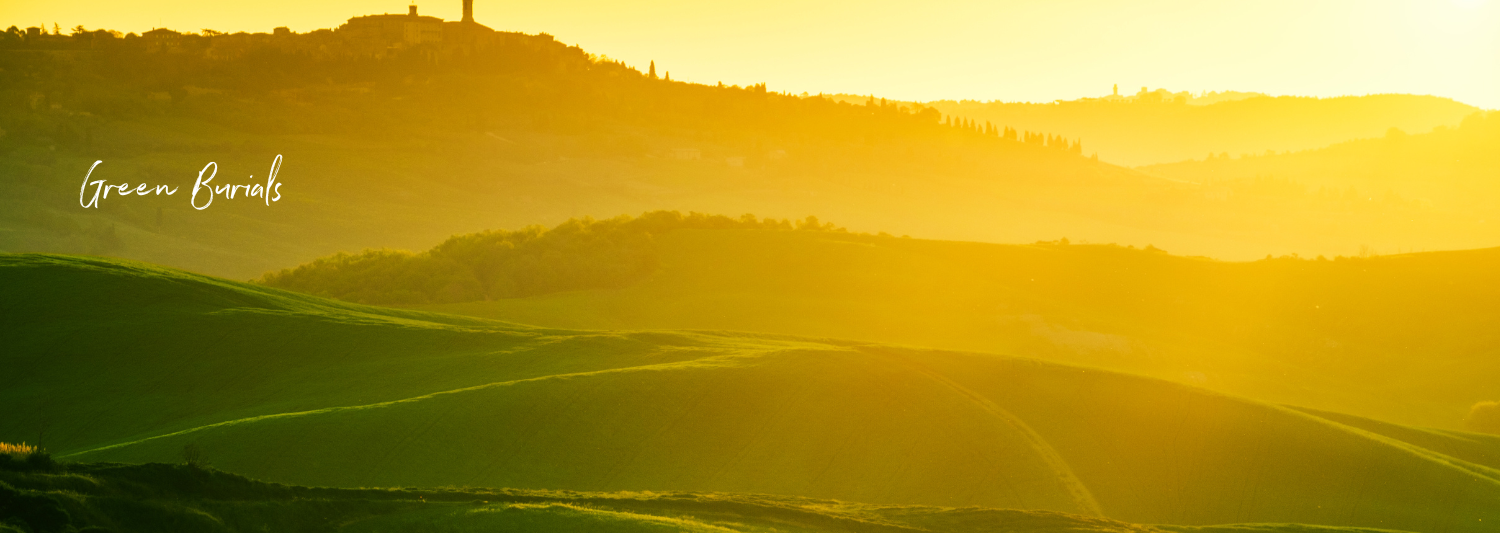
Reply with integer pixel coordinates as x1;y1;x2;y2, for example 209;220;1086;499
0;20;1092;167
259;211;846;305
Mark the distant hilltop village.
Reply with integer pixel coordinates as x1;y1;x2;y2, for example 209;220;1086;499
338;0;492;49
0;1;519;59
1082;85;1266;106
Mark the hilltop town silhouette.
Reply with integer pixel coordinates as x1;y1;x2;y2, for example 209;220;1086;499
1;1;501;58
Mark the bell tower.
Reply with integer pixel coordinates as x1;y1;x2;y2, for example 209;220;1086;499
462;0;474;22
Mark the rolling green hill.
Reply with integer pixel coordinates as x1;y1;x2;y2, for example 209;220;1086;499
5;253;1500;531
263;218;1500;432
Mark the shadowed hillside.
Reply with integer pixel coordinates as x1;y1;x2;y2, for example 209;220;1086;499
4;26;1500;276
4;253;1500;531
0;29;1124;278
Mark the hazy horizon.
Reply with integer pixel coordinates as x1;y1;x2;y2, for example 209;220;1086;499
4;0;1497;109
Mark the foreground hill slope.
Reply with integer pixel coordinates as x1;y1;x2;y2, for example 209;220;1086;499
0;254;1093;515
4;254;1500;531
1;461;1402;533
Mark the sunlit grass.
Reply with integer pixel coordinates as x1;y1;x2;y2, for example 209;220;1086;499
0;442;38;456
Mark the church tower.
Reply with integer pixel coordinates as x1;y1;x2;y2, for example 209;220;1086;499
444;0;493;41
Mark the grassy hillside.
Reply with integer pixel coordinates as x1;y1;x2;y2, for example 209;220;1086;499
0;253;1096;515
1;461;1395;533
350;225;1500;431
5;253;1500;531
916;93;1480;166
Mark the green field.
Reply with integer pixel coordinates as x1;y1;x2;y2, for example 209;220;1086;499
4;253;1500;531
403;227;1500;431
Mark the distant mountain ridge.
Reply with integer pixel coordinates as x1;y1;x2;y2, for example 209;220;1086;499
1140;110;1500;217
830;92;1480;166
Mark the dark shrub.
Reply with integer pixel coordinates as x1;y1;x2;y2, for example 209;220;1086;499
24;452;57;472
0;481;72;533
0;451;59;473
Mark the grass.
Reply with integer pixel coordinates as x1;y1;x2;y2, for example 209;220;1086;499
341;502;754;533
411;228;1500;432
5;253;1500;531
0;462;1427;533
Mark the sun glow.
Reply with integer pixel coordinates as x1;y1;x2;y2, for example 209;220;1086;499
3;0;1497;108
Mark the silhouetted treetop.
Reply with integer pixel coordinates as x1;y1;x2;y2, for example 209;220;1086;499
259;211;843;304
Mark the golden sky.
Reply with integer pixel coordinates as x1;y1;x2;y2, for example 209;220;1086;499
5;0;1497;108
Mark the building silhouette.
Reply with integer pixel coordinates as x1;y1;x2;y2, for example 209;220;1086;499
340;5;445;47
339;2;494;51
2;1;505;59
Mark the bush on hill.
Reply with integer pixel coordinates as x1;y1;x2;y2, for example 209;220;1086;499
0;444;57;474
259;211;840;304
